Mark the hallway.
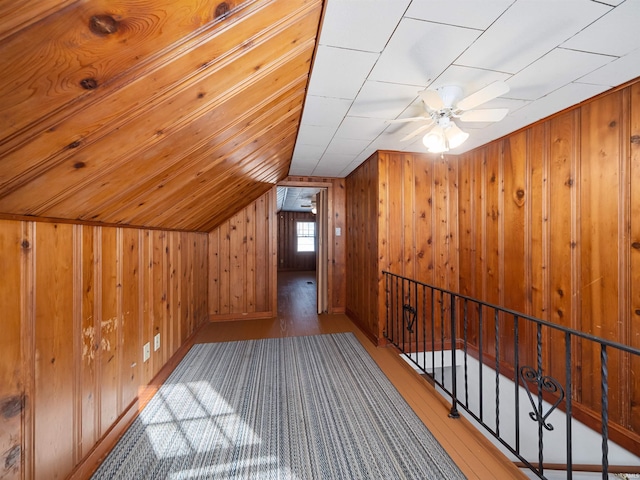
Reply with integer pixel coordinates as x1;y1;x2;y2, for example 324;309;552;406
193;271;525;479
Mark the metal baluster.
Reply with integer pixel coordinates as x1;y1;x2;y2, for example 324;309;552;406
478;304;484;422
449;293;459;418
431;288;435;378
601;344;609;480
395;276;400;347
565;332;572;480
495;309;500;437
423;285;427;374
514;315;520;455
463;299;469;409
415;281;419;368
536;323;544;476
384;273;389;340
401;279;406;353
440;290;445;386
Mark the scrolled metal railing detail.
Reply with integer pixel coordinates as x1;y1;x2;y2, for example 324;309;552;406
403;303;417;333
519;366;565;431
382;270;640;480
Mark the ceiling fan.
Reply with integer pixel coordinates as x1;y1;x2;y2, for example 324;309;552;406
390;81;510;153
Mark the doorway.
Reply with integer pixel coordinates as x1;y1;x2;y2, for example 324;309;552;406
275;184;329;316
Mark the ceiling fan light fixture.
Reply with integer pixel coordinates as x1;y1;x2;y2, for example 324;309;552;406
444;122;469;149
423;125;445;151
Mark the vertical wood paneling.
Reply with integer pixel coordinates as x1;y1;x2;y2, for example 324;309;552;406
345;156;380;339
151;231;166;378
0;219;208;480
208;188;285;320
630;82;640;434
547;113;577;383
141;230;153;385
451;83;640;450
346;151;458;342
255;194;268;312
0;220;24;479
414;155;434;284
121;229;141;409
580;92;623;413
79;225;98;458
34;223;75;479
99;227;120;433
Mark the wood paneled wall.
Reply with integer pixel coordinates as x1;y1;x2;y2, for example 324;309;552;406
0;219;208;480
456;82;640;450
345;78;640;453
345;151;458;342
208;178;346;320
208;188;276;320
277;211;316;271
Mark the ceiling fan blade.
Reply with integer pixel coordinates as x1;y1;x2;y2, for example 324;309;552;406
459;108;509;122
419;89;444;111
400;121;434;142
456;81;509;111
387;115;430;124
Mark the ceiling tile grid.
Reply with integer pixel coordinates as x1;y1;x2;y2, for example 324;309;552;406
291;0;640;178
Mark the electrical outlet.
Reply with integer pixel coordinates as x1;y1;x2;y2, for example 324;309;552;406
143;342;151;362
154;333;161;351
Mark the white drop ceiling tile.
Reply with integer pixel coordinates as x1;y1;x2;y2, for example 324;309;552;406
406;0;514;30
300;95;352;129
292;144;326;163
334;116;389;140
577;48;640;87
456;0;611;74
506;48;615;101
307;46;379;99
325;137;371;156
295;125;336;147
369;18;482;87
429;65;512;93
289;167;313;177
319;0;410;52
508;83;610;128
561;1;640;57
348;81;421;119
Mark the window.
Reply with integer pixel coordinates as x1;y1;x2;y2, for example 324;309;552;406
296;221;315;252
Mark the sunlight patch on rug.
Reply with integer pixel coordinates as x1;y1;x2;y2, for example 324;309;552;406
92;333;466;479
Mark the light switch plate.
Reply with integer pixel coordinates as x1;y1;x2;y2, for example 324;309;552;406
154;333;161;351
143;342;151;362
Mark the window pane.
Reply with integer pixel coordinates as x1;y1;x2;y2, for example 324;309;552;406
296;221;315;252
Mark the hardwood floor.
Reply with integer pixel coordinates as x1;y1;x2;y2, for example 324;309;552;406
194;271;526;479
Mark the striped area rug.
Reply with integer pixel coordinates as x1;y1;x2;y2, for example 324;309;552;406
92;333;466;479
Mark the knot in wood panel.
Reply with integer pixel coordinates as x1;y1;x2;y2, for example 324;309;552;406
80;78;98;90
215;2;231;19
89;15;119;36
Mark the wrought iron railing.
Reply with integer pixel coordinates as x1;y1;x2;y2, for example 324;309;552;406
383;271;640;480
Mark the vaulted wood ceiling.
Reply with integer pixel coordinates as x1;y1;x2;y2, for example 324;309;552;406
0;0;322;232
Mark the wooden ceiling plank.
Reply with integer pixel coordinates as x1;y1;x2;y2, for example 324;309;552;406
92;81;309;223
124;118;300;229
0;0;79;43
0;32;316;216
170;137;295;231
0;0;319;198
0;0;265;146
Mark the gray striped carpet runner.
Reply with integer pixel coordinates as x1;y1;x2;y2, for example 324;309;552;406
92;333;466;479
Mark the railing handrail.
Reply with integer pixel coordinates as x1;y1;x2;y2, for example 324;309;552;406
383;270;640;480
382;270;640;356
